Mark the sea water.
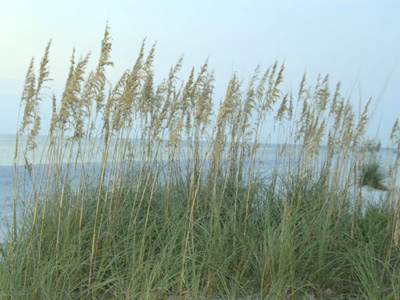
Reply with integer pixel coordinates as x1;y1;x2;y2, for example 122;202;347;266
0;135;17;242
0;134;114;241
0;134;398;242
0;134;277;241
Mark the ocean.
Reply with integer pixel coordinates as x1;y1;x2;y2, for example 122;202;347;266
0;135;17;241
0;134;115;241
0;134;398;243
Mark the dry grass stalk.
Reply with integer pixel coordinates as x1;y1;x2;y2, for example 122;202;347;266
5;25;399;299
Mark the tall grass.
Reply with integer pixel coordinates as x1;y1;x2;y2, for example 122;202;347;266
1;25;399;299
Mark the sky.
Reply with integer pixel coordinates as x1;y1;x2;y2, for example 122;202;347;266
0;0;399;144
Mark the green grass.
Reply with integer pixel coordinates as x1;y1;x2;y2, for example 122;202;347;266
2;174;399;299
1;25;400;299
360;160;388;190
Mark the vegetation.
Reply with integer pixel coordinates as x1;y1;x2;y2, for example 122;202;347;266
360;160;388;190
359;139;388;191
1;25;400;299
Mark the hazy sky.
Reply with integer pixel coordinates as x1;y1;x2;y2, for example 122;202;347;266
0;0;399;144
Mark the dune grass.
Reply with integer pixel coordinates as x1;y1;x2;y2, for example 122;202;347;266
359;139;389;191
360;160;388;190
1;25;400;299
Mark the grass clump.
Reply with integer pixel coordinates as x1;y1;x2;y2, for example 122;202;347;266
1;24;400;299
360;160;388;190
359;139;388;191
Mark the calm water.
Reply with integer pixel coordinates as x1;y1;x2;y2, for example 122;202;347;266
0;134;398;242
0;134;276;241
0;135;16;241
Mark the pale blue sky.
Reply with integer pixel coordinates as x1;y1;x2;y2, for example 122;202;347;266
0;0;399;143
